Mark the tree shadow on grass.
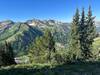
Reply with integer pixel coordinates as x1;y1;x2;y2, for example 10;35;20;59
1;61;100;75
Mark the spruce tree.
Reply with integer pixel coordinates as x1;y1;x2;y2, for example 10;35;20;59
0;43;5;66
68;9;81;61
83;6;96;59
5;42;16;65
0;42;16;66
79;8;87;59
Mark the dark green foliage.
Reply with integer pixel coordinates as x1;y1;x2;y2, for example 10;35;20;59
0;43;5;66
1;62;100;75
29;29;56;63
43;29;56;62
85;6;96;58
0;42;16;66
79;8;88;59
29;36;47;63
3;42;16;65
68;7;96;60
68;9;81;61
80;6;96;59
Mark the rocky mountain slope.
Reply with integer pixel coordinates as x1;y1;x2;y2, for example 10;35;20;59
0;19;100;56
0;19;70;56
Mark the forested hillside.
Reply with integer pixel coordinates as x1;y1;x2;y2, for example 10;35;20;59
0;19;70;56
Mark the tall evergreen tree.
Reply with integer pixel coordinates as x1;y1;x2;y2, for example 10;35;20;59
68;9;81;61
43;29;55;62
82;6;96;59
79;8;87;59
0;43;5;66
0;42;16;66
29;36;47;63
29;29;55;63
4;42;16;65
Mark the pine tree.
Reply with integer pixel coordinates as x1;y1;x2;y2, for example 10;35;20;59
68;9;81;61
0;42;16;66
0;43;5;66
43;29;55;62
29;36;47;63
4;42;16;65
79;8;87;59
29;29;55;63
82;6;96;59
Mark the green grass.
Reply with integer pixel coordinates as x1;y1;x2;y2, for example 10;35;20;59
93;37;100;55
1;62;100;75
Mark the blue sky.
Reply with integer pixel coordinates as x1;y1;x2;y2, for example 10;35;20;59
0;0;99;22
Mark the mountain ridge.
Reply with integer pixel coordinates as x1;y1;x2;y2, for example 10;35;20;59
0;19;100;56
